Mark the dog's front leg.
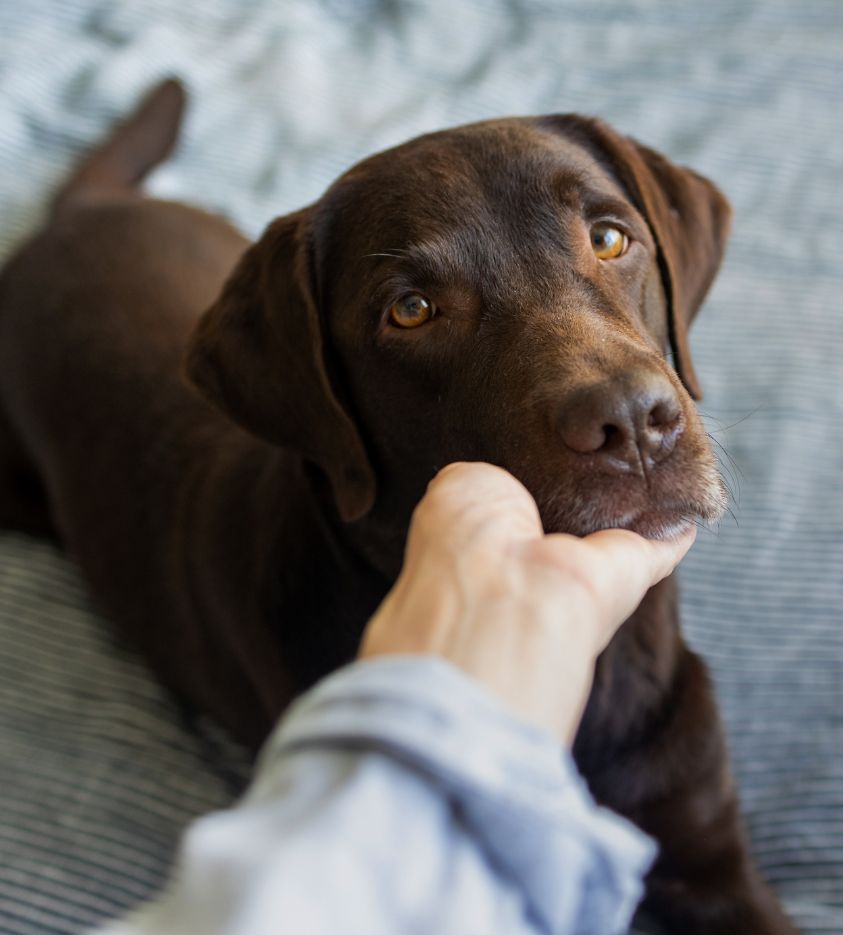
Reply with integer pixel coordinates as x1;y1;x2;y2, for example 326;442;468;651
630;649;799;934
574;585;798;934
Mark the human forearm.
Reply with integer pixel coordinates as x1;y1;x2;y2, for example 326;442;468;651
97;657;655;935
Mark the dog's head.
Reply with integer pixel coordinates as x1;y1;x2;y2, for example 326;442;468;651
186;115;730;566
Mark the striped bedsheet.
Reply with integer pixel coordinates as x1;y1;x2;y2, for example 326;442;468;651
1;1;841;932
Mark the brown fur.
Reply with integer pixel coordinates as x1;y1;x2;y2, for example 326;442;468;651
0;81;797;933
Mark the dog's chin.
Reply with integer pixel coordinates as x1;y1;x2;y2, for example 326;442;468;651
608;509;698;541
545;507;698;540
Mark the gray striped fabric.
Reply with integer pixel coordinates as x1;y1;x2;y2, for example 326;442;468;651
1;1;841;932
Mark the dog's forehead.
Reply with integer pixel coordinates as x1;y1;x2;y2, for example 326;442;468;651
319;119;632;253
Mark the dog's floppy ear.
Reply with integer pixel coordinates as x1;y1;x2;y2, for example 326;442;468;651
186;209;375;522
546;116;732;399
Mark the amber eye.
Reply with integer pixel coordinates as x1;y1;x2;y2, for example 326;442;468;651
388;293;436;328
590;223;628;260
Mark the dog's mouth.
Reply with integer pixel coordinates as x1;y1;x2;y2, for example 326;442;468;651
537;499;718;541
532;470;728;541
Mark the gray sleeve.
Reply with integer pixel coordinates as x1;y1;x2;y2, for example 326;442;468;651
95;656;656;935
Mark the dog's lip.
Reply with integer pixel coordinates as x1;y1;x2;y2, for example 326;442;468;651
540;503;701;541
534;464;728;540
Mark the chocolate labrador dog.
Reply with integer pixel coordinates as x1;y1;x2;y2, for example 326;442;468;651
0;81;796;933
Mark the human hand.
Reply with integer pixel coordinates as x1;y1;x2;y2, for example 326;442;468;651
359;462;695;744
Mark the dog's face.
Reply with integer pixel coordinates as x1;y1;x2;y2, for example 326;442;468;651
187;115;730;568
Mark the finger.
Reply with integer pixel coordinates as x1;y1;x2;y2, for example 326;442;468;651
416;462;544;547
530;525;694;644
577;526;696;632
585;525;697;586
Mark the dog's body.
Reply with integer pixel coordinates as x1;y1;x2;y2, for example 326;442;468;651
0;82;797;932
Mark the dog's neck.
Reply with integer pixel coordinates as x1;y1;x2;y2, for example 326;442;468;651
573;575;683;770
260;458;394;690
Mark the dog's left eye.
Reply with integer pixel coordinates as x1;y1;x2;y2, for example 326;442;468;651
590;223;628;260
388;293;437;328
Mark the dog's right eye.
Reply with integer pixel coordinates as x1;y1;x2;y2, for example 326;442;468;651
590;223;628;260
388;293;437;328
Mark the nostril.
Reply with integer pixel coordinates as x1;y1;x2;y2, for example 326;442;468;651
647;400;681;430
599;423;623;452
641;398;684;464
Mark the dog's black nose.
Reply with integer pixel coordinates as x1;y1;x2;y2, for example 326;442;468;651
558;371;683;473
